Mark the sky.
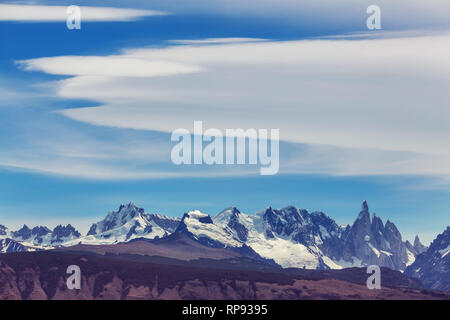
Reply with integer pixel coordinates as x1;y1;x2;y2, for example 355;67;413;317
0;0;449;244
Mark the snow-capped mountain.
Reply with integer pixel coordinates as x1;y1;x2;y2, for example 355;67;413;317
172;209;278;265
176;210;242;248
178;201;423;271
0;203;180;251
9;224;80;246
405;226;450;291
75;202;180;245
0;201;435;275
212;206;338;269
0;238;39;253
0;223;81;249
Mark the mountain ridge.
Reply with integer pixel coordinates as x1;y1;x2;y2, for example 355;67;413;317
0;201;428;271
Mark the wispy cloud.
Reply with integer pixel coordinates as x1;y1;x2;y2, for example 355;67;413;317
0;4;167;22
69;0;450;31
18;57;200;77
10;33;450;180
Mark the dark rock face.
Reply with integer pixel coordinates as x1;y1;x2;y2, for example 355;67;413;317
340;202;413;271
343;202;372;262
31;226;52;244
11;225;32;240
414;236;428;254
51;224;81;244
309;211;345;260
264;207;338;251
10;225;54;244
148;215;179;232
198;215;214;224
263;206;309;238
175;212;238;249
174;213;191;235
87;224;97;236
405;235;428;256
0;225;7;236
226;208;248;242
405;227;450;292
0;238;34;253
32;226;52;237
126;222;140;240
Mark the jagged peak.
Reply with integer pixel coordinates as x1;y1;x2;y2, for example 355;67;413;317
310;211;329;218
214;207;242;225
414;235;422;246
356;201;370;221
361;200;369;212
87;202;147;236
357;210;370;221
0;224;7;236
32;225;51;231
280;205;298;211
264;206;273;212
254;206;273;218
117;202;142;212
53;224;81;237
126;201;136;207
53;223;77;231
371;212;385;227
385;219;402;238
111;202;145;218
18;224;31;231
218;206;241;216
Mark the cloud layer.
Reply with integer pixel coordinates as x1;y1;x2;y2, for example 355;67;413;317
0;4;166;22
14;33;450;179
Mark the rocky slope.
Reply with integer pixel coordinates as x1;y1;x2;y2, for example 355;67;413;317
405;226;450;291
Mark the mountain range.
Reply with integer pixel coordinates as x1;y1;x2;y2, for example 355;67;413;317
0;201;448;292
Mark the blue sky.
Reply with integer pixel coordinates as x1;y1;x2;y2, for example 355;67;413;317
0;1;449;243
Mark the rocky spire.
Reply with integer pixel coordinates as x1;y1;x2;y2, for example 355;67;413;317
413;235;427;254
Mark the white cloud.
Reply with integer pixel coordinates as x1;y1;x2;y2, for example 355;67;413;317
18;57;201;77
14;33;450;179
0;4;167;22
169;38;268;45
